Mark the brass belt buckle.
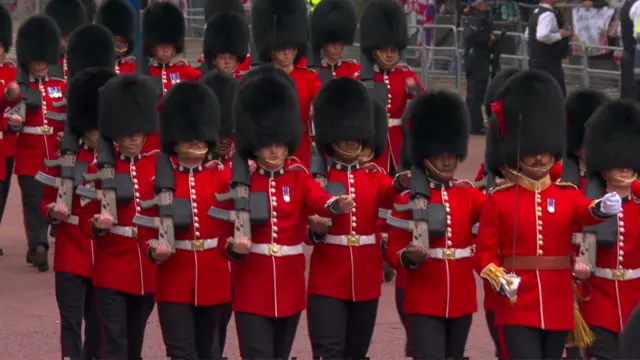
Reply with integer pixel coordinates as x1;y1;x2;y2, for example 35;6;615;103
613;269;625;281
347;235;360;246
269;243;282;257
131;227;138;238
443;249;455;260
41;125;52;135
192;240;205;251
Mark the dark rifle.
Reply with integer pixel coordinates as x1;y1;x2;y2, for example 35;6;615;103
309;148;347;229
77;138;118;224
208;153;268;243
359;54;389;107
308;43;333;84
14;67;39;117
385;165;431;249
133;153;176;253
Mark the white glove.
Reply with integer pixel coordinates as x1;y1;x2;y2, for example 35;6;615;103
600;192;622;215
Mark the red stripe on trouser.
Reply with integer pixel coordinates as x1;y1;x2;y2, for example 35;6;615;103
497;325;510;360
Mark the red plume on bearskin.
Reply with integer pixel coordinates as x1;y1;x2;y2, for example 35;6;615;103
67;24;116;79
313;77;373;156
142;2;185;56
205;0;244;21
310;0;357;48
201;71;238;137
252;0;309;63
234;65;301;159
0;5;12;53
16;15;61;66
565;89;609;157
360;0;408;58
585;100;640;175
67;67;117;137
95;0;136;57
44;0;86;36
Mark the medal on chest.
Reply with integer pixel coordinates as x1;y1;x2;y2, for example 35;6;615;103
547;198;555;214
282;186;291;202
47;86;62;98
169;73;180;84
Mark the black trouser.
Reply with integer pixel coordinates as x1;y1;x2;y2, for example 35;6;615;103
586;325;619;360
528;57;566;95
395;289;412;357
564;346;582;359
485;310;504;360
0;156;14;225
94;287;155;360
17;175;48;250
500;325;568;359
620;49;636;99
212;301;232;359
234;311;301;360
407;314;472;359
158;301;230;360
307;295;379;360
56;272;101;360
465;55;490;133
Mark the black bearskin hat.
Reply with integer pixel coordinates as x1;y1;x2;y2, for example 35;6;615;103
360;0;407;58
16;15;61;66
95;0;136;56
493;70;565;169
371;100;388;159
314;77;373;156
565;89;609;157
484;68;520;178
67;67;117;137
585;100;640;175
398;140;410;172
99;74;159;140
310;0;357;48
204;13;249;64
235;65;301;159
67;24;116;79
403;90;470;166
161;81;220;155
44;0;86;37
0;5;12;53
252;0;309;63
143;2;185;56
205;0;244;21
201;71;237;137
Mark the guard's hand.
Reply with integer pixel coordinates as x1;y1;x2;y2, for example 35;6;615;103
405;241;429;263
406;77;417;90
308;215;331;233
396;171;411;189
48;202;70;221
204;160;222;171
601;192;622;215
559;29;570;38
573;262;591;280
4;81;20;101
93;212;115;230
151;242;173;262
248;160;257;174
231;235;252;254
6;114;24;127
335;195;355;213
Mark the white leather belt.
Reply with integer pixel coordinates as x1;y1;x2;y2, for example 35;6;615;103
428;246;475;260
324;234;376;247
174;238;218;251
388;118;402;127
22;125;54;135
63;215;79;225
0;130;3;139
251;243;304;257
594;267;640;281
110;226;137;238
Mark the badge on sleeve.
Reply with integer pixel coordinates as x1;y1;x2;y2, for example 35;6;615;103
47;86;62;98
282;186;291;202
547;198;555;214
169;73;180;84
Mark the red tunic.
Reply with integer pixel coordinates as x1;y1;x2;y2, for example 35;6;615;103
41;144;96;277
581;197;640;333
138;163;233;306
289;67;322;169
15;76;67;176
320;59;360;79
474;176;609;330
308;162;399;301
219;165;336;317
0;60;18;159
197;54;251;78
387;184;486;318
115;56;136;74
81;153;158;295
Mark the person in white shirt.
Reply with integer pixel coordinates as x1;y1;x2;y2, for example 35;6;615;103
620;0;640;98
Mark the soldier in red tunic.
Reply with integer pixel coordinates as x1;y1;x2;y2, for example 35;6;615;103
358;0;424;175
219;65;354;359
201;72;237;169
43;67;116;360
473;70;622;359
385;90;486;359
574;100;640;359
43;0;86;80
201;0;249;79
252;0;322;169
137;81;232;360
309;0;360;83
95;0;138;74
80;74;159;359
66;24;121;80
15;15;68;271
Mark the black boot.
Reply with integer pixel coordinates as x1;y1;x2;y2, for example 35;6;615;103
30;245;49;272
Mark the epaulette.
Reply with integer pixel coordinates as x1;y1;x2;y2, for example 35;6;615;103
297;67;316;73
342;58;358;64
49;77;66;83
633;195;640;204
489;183;515;194
143;149;160;157
2;60;16;68
121;56;136;64
361;162;385;173
555;182;578;190
174;59;189;67
287;163;308;173
401;189;411;196
454;179;475;188
396;63;413;71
